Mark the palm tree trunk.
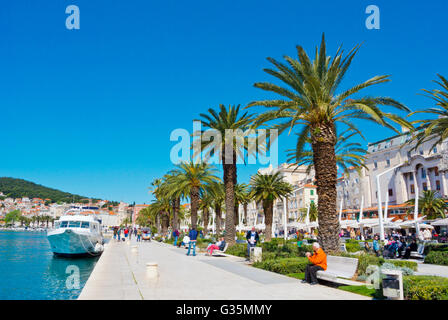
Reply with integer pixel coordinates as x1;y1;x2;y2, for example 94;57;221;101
172;197;180;230
264;202;273;242
215;205;222;235
190;186;200;229
161;213;169;234
203;207;209;235
311;122;339;253
223;152;236;245
243;203;248;225
234;203;239;226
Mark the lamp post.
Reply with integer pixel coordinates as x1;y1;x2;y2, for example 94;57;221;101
412;171;420;237
283;197;288;240
376;164;402;241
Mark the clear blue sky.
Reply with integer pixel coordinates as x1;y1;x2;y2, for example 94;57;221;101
0;0;447;204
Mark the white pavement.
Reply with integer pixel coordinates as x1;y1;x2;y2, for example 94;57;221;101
78;239;370;300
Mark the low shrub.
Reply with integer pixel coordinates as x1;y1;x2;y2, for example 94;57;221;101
423;243;448;255
345;242;362;253
253;257;309;275
226;243;248;257
424;251;448;266
356;254;385;276
403;276;448;300
380;263;414;276
387;260;418;271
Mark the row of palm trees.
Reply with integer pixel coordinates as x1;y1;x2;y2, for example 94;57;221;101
146;34;448;252
138;162;294;243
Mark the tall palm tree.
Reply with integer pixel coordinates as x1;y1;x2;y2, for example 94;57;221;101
408;74;448;149
299;201;318;222
286;128;366;175
196;104;255;245
234;183;251;226
247;34;411;252
207;181;225;235
199;193;213;234
405;190;447;220
168;162;220;229
250;172;293;241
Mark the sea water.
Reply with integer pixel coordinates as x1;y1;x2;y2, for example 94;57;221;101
0;230;99;300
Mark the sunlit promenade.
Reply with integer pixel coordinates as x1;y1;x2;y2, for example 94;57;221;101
78;239;369;300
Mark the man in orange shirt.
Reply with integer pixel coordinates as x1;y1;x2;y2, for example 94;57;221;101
303;242;327;285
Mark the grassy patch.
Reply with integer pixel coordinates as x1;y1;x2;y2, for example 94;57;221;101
286;273;305;280
338;285;383;299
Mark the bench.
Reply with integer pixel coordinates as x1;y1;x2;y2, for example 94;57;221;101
211;243;229;257
316;255;363;286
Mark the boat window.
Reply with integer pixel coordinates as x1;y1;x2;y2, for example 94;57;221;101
68;221;81;228
54;222;60;228
60;221;68;228
81;222;90;228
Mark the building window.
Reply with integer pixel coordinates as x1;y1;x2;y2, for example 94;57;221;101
423;182;428;191
422;168;426;179
388;189;393;196
436;180;441;191
407;151;411;159
419;149;424;155
386;158;391;167
374;161;378;169
310;190;314;196
410;184;415;194
435;167;439;176
409;173;413;181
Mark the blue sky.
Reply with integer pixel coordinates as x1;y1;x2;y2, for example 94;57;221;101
0;0;447;204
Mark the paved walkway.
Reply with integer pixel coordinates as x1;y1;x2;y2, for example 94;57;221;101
78;240;369;300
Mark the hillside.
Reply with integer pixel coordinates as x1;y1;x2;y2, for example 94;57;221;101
0;177;97;203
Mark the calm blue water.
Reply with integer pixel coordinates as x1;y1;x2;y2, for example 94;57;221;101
0;231;99;300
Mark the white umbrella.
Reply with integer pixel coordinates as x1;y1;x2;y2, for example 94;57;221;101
431;218;448;226
340;220;359;228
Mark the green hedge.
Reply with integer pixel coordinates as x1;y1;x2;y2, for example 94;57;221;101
424;251;448;266
225;243;247;257
353;254;385;276
253;257;310;275
423;243;448;255
387;260;418;271
403;276;448;300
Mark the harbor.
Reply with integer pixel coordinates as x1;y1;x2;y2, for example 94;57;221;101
0;230;99;300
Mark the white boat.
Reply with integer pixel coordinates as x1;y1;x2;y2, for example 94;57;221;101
47;207;104;257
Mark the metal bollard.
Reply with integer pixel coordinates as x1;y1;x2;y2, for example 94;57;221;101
146;262;159;279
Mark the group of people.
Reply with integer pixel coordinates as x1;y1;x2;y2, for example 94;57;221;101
113;226;146;242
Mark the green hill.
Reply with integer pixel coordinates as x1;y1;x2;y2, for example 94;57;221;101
0;177;97;203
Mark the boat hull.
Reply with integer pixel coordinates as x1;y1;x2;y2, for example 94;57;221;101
47;229;103;257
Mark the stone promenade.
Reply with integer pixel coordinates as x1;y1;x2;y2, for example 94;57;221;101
78;239;370;300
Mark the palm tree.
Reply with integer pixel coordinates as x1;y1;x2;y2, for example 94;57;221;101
408;74;448;149
199;193;213;234
195;104;255;245
168;162;220;229
286;128;366;175
234;183;251;226
250;171;293;241
247;34;411;252
147;198;171;234
207;181;225;235
406;190;447;220
299;201;318;222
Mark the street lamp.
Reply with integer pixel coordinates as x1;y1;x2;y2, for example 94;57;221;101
376;163;402;241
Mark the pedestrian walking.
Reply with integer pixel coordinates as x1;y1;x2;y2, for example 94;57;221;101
186;227;198;256
173;229;180;246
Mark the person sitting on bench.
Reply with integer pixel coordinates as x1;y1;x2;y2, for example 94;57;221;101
206;237;226;255
302;242;327;285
